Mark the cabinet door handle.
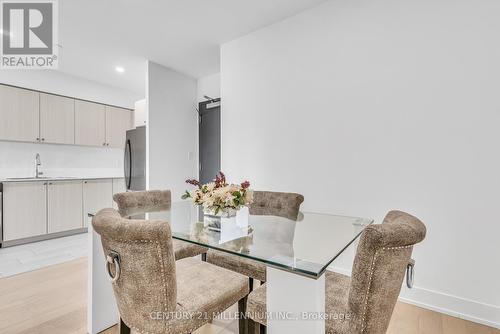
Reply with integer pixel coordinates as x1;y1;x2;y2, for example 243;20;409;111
36;137;40;141
41;138;45;141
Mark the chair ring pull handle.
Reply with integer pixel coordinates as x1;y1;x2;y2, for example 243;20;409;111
106;251;121;284
406;259;415;289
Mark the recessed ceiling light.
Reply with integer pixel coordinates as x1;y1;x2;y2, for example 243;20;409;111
115;66;125;73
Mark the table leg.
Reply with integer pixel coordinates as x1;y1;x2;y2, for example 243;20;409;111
87;226;119;334
266;267;325;334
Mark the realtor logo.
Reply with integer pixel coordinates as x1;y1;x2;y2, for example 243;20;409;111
1;0;58;68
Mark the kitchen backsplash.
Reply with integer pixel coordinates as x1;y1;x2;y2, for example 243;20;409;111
0;141;124;179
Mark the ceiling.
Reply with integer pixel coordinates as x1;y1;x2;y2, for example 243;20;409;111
58;0;328;95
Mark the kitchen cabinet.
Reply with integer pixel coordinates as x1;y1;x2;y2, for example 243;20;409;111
40;93;75;145
105;106;133;148
134;99;146;127
112;178;126;209
83;179;113;227
0;84;133;148
47;180;83;233
75;100;106;147
2;182;47;241
1;178;124;246
0;85;40;142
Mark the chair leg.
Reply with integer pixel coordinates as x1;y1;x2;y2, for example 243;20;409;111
259;323;266;334
201;252;207;262
119;318;131;334
238;296;248;334
248;318;257;334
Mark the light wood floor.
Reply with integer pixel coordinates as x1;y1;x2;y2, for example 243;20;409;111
0;257;498;334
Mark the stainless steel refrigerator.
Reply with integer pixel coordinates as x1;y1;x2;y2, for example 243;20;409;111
124;126;146;190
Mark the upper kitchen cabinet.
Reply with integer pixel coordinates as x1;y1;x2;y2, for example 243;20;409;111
0;85;40;142
75;100;106;147
134;99;146;127
40;93;75;145
105;106;133;148
0;84;133;148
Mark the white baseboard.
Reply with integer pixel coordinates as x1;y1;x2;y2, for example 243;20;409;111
328;266;500;329
399;286;500;329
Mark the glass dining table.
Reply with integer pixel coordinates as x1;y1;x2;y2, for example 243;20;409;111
87;201;373;334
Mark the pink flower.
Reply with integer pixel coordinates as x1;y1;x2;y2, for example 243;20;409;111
241;181;250;189
185;179;201;188
214;171;226;187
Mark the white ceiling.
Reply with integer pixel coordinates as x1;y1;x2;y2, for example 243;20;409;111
58;0;328;95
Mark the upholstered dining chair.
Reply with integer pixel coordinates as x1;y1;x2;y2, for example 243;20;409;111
92;208;250;334
113;190;208;260
206;191;304;290
246;210;427;334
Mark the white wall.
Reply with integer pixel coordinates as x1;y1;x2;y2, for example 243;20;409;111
0;141;123;179
197;73;221;102
221;0;500;328
0;70;138;178
146;61;197;198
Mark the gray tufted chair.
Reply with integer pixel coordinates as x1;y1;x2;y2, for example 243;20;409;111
92;208;250;334
249;191;305;221
206;191;304;290
113;190;208;260
246;210;427;334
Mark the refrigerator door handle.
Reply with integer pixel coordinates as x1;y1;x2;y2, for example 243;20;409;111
124;139;132;190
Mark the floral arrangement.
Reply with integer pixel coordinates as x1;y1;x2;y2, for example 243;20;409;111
182;172;253;216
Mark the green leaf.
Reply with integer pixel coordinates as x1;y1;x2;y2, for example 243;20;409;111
181;190;191;200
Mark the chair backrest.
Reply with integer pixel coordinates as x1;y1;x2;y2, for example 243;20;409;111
348;210;426;334
113;190;171;217
92;208;177;333
249;191;304;220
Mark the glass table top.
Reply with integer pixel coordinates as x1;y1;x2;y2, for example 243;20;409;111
91;201;373;278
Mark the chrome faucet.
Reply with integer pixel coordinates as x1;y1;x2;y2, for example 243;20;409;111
35;153;43;178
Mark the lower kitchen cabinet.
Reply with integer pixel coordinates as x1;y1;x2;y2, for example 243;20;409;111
1;178;123;246
2;182;47;241
83;179;113;227
47;180;83;233
112;178;126;209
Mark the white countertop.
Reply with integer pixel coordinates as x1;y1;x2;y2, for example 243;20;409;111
0;176;124;183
